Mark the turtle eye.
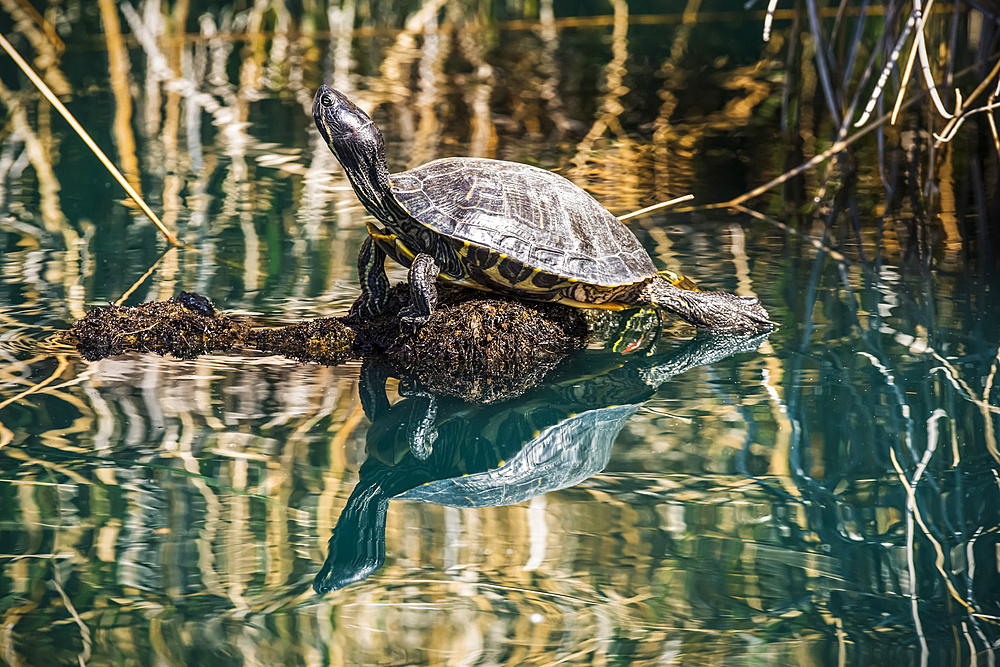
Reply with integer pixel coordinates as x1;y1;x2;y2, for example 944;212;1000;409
321;93;334;107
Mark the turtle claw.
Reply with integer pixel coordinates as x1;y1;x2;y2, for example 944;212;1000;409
398;306;431;330
348;293;386;320
736;295;776;331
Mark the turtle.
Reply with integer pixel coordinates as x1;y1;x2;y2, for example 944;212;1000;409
312;85;774;333
312;332;767;593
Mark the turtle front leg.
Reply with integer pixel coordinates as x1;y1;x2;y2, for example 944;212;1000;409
349;235;391;319
358;359;391;422
399;253;440;327
398;378;438;460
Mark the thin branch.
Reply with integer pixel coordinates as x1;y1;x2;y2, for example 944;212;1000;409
855;10;917;127
890;3;935;124
933;100;1000;143
762;0;779;42
0;30;181;246
723;90;925;208
987;73;1000;160
617;194;694;221
913;0;958;119
933;54;1000;148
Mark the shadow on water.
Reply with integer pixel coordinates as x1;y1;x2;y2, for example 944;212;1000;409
315;331;767;592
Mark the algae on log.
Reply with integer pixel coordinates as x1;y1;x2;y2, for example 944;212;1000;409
70;292;251;361
69;287;588;403
344;284;588;402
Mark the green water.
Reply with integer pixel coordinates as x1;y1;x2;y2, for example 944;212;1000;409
1;2;998;665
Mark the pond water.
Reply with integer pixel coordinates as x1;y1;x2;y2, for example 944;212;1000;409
1;3;999;665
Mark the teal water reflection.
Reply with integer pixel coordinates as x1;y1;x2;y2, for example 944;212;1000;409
1;2;999;665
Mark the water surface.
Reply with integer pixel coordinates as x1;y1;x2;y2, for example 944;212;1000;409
1;3;998;664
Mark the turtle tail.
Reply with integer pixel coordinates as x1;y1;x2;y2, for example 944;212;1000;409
637;276;775;333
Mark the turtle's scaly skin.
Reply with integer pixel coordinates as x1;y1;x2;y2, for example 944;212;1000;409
312;85;774;333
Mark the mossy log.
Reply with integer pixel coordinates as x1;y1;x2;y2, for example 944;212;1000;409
70;287;589;402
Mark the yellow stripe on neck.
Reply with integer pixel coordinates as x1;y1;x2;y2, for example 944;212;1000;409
367;224;419;267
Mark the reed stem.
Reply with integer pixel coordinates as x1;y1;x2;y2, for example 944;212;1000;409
0;30;181;246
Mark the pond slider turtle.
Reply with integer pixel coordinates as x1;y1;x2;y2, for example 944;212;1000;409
313;85;773;333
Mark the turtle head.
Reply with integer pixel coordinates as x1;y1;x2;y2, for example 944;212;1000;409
313;85;381;155
313;85;394;217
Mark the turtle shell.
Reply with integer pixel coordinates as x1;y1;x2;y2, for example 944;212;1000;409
390;157;658;287
397;404;633;507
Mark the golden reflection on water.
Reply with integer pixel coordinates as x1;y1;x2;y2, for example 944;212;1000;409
0;1;998;664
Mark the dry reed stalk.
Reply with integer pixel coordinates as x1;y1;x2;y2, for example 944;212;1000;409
0;31;181;245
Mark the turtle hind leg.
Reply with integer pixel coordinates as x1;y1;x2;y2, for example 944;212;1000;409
399;253;440;327
349;235;391;318
637;277;775;333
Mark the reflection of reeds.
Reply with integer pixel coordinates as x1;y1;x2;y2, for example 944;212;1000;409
652;0;702;198
1;0;68;93
99;0;140;191
411;5;448;166
0;75;67;238
451;10;496;157
631;2;997;227
1;2;998;662
0;31;178;244
737;159;1000;656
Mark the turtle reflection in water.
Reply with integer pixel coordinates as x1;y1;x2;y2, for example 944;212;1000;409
312;85;773;333
314;331;767;593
